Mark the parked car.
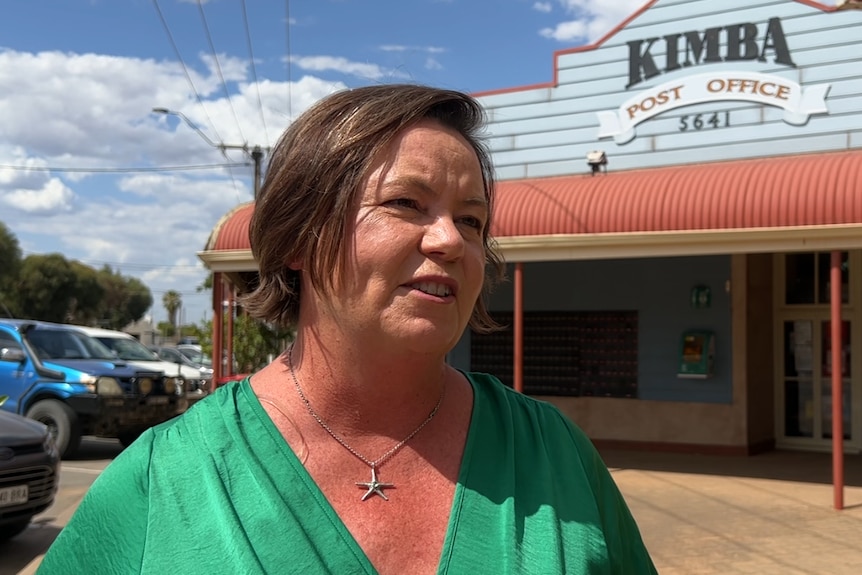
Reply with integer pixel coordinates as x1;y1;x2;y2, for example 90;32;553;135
0;319;180;457
177;344;246;375
71;326;208;395
0;400;61;541
150;345;213;392
176;344;214;371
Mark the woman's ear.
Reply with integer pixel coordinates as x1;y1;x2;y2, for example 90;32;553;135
287;260;303;271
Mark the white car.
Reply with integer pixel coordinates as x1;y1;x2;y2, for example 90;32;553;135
70;326;206;395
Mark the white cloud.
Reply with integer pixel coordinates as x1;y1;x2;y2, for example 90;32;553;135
288;54;410;81
379;45;446;55
540;20;588;42
199;53;250;85
533;2;553;13
0;178;76;215
425;57;443;71
541;0;647;43
0;47;345;323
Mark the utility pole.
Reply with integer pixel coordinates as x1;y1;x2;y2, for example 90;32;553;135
152;107;267;198
250;145;264;198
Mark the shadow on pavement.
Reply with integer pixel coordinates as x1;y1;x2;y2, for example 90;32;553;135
1;438;125;575
0;522;62;575
599;447;862;487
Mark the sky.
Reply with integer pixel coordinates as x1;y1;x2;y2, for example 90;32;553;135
0;0;650;327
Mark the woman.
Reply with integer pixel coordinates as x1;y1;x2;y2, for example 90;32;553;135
37;84;657;574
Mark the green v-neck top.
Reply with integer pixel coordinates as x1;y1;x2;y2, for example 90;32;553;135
38;372;657;574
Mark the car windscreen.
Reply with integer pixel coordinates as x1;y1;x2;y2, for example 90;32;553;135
178;347;213;368
98;336;159;361
159;348;193;366
27;329;117;360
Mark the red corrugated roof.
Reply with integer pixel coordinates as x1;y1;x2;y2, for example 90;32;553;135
493;151;862;236
206;201;254;252
204;150;862;253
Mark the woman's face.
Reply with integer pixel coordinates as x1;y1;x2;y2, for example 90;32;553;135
313;119;488;354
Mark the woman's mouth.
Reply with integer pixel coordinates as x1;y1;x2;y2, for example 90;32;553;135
409;281;453;297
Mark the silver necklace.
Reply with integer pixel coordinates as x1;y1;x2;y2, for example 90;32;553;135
287;345;445;501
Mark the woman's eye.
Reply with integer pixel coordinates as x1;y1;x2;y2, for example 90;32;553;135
387;198;419;209
458;216;484;230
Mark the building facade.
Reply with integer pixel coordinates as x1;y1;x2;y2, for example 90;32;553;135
200;0;862;456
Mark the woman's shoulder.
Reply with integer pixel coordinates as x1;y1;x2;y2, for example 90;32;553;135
135;378;252;453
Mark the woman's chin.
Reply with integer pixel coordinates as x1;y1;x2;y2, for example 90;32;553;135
384;324;462;354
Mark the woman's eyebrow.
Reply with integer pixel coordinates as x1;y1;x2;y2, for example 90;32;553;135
462;195;489;210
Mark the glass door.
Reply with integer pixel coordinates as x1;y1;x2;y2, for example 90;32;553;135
821;320;852;442
781;319;852;446
783;320;814;439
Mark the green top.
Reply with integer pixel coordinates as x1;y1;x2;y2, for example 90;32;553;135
38;372;657;574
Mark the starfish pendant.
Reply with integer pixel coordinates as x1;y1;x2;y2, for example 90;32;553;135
356;467;394;501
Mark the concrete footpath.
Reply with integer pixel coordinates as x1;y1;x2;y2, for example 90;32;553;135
602;448;862;574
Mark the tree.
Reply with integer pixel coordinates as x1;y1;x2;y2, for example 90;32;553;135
228;314;290;373
0;222;22;317
195;312;290;375
0;225;153;325
162;290;182;332
196;272;213;293
66;261;105;325
157;320;176;338
95;266;153;329
124;277;153;325
16;254;80;322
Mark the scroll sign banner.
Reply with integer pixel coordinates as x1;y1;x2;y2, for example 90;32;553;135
596;71;831;144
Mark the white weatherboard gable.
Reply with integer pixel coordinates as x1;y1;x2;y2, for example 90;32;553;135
477;0;861;179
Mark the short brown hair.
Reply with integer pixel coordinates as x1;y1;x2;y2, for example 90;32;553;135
242;84;505;331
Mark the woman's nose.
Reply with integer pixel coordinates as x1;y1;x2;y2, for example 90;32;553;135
421;216;465;260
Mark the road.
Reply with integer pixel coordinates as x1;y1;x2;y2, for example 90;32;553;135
0;437;122;575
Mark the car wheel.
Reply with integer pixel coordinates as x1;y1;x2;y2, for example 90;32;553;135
26;399;81;458
0;519;30;542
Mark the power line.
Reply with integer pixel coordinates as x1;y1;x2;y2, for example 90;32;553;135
151;0;224;145
242;0;270;144
286;0;293;118
197;0;245;144
152;1;269;199
0;162;248;174
152;0;243;200
20;251;208;271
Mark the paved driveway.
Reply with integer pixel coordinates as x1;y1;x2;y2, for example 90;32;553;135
1;438;120;575
604;449;862;574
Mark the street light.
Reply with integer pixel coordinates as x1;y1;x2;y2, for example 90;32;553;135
152;107;267;198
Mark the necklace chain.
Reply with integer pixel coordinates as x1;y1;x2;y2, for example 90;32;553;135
287;345;445;471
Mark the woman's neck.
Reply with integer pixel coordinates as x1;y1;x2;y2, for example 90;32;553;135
286;333;451;437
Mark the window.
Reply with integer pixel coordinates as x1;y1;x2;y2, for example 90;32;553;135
0;330;20;349
785;252;848;305
471;311;638;398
